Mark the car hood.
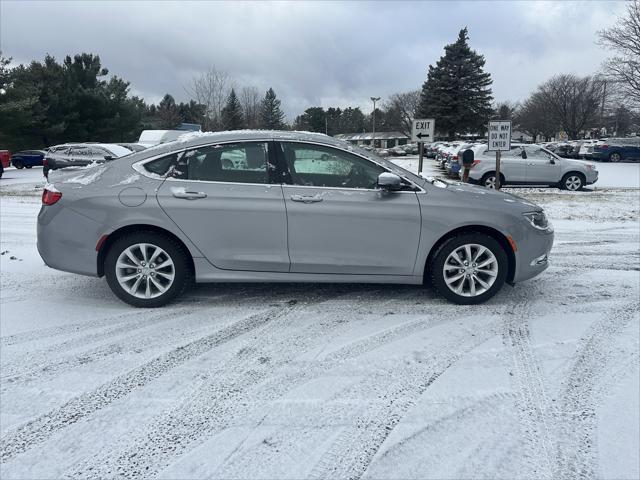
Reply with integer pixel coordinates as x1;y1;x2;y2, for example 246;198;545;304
562;157;594;168
431;179;543;212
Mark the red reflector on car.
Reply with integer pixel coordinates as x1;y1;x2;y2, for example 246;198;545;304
42;188;62;206
96;234;109;252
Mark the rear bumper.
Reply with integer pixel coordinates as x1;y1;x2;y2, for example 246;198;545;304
37;204;104;277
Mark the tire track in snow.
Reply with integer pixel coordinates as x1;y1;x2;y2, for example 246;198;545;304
63;290;422;479
0;307;237;392
0;303;292;463
0;306;201;380
501;296;558;479
554;301;640;480
304;316;502;480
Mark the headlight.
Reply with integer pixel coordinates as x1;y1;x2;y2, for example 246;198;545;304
523;211;553;232
585;164;597;171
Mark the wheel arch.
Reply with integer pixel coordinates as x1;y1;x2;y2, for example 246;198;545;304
97;224;195;278
424;225;516;284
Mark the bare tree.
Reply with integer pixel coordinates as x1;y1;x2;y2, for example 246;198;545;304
184;66;234;131
538;74;602;139
383;90;420;137
240;86;261;129
514;92;558;142
598;0;640;106
492;101;519;120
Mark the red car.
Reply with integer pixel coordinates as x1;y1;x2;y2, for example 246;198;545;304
0;150;11;178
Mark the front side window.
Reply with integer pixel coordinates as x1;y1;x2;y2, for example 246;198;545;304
281;142;385;189
524;146;555;160
172;142;270;184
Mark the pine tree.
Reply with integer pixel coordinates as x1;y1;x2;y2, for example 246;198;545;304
417;28;493;139
220;89;245;130
259;87;285;129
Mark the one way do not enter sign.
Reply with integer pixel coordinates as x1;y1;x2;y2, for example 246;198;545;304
411;119;435;143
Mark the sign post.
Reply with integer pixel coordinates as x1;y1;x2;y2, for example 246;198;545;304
487;120;512;190
412;118;435;176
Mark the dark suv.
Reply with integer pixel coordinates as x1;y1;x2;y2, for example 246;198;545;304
591;137;640;162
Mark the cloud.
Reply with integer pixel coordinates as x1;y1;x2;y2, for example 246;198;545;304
1;0;628;118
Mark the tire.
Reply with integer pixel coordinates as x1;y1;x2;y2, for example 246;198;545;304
609;152;621;162
13;159;24;169
429;233;508;305
560;172;584;191
480;172;505;189
104;231;191;307
25;165;32;169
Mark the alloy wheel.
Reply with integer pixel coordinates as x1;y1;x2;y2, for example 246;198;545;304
565;175;582;191
115;243;175;299
610;153;621;162
484;176;496;189
442;244;498;297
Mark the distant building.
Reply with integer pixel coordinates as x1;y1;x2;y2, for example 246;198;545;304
335;131;409;149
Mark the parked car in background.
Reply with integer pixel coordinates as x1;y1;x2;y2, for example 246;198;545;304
376;148;390;157
467;143;598;190
389;146;407;156
0;150;11;178
11;150;46;169
591;137;640;162
426;142;445;158
44;143;133;177
553;143;574;158
118;143;147;153
38;130;554;307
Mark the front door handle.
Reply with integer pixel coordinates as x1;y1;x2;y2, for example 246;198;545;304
173;191;207;200
290;194;323;203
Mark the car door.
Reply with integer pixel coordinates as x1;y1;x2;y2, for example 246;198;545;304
278;141;421;275
481;146;526;182
156;141;290;272
525;145;561;183
502;146;528;182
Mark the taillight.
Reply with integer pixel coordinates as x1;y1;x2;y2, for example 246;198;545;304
470;160;481;168
452;155;459;160
42;186;62;205
599;144;608;149
42;158;48;166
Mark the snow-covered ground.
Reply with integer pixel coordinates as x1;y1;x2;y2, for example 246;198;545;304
1;162;639;479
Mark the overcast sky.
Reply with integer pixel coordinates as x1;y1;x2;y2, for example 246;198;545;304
0;0;627;120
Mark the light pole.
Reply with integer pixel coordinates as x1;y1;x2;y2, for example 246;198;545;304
370;96;380;148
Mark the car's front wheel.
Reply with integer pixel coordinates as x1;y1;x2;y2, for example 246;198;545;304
429;233;508;304
609;152;621;162
560;172;584;191
104;232;191;307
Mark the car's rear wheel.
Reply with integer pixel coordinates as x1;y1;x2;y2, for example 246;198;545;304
480;172;505;189
560;172;584;191
609;152;621;162
105;232;191;307
429;233;508;304
13;159;24;169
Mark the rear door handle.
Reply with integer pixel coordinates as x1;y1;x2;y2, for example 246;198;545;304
290;194;323;203
173;191;207;200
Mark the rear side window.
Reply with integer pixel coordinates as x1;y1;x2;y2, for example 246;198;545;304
143;153;180;177
172;143;270;184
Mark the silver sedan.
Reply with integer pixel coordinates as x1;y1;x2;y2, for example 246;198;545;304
37;131;554;307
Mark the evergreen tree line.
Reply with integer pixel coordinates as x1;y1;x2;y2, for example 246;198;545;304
0;54;288;150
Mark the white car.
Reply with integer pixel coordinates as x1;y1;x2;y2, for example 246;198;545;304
467;144;598;190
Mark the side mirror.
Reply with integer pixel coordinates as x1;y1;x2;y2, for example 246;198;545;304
521;150;527;159
378;172;402;191
104;155;114;161
550;158;555;164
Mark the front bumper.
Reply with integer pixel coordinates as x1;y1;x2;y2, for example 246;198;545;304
513;230;554;283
